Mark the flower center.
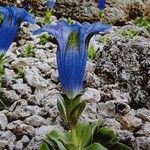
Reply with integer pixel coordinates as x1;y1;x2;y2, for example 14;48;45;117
0;13;3;25
67;31;79;49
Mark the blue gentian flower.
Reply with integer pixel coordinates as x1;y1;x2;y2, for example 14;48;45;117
98;0;106;10
47;0;56;9
0;6;35;54
34;20;110;98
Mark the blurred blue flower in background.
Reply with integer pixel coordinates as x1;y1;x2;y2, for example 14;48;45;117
98;0;106;10
47;0;56;9
0;6;35;54
34;20;110;98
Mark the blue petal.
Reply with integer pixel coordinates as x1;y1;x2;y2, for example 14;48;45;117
82;22;111;39
98;0;106;10
33;20;111;98
0;6;35;54
47;0;56;9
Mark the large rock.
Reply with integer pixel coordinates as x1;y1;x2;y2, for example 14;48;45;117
0;0;149;24
132;137;150;150
95;25;150;109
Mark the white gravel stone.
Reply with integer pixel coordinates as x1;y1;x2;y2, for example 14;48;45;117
0;113;8;130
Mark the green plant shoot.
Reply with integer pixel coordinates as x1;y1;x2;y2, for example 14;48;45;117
44;9;52;24
57;94;86;128
120;29;138;39
88;45;96;59
22;44;35;57
39;33;52;45
15;67;25;79
135;17;150;32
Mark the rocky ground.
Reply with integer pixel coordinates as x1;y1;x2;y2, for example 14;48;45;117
0;0;150;150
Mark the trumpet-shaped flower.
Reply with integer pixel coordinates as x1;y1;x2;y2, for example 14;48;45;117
0;6;35;54
98;0;106;10
34;20;110;98
47;0;56;9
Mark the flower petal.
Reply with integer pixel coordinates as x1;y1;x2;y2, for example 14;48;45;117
98;0;106;10
82;22;111;39
47;0;56;9
0;6;35;54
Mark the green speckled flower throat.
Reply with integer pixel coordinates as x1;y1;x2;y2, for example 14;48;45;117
67;31;79;49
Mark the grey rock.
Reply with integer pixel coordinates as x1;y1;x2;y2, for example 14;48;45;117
0;130;16;143
86;72;100;88
97;101;116;118
25;66;49;87
100;83;130;103
104;0;145;25
136;108;150;122
46;55;57;69
34;49;47;60
0;140;7;149
7;120;35;137
8;142;15;150
35;125;63;138
11;57;38;69
132;137;150;150
86;61;96;73
2;0;148;25
0;113;8;130
6;99;31;120
50;69;59;83
12;82;32;95
15;140;23;150
95;27;150;108
2;89;20;102
25;115;46;127
21;135;30;144
25;106;42;115
117;109;143;131
81;88;101;102
54;0;100;22
31;88;59;106
34;61;50;74
136;122;150;137
116;129;135;143
104;118;121;130
4;68;15;85
24;136;42;150
83;102;99;122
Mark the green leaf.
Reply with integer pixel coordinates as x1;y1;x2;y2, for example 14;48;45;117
96;127;117;139
83;143;108;150
67;144;78;150
39;143;49;150
70;101;86;126
45;130;69;150
71;123;92;148
54;140;67;150
58;94;84;126
57;96;67;121
88;45;95;59
93;127;118;146
111;142;132;150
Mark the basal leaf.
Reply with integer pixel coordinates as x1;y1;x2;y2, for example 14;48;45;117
111;142;132;150
83;143;108;150
71;122;92;148
39;143;49;150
